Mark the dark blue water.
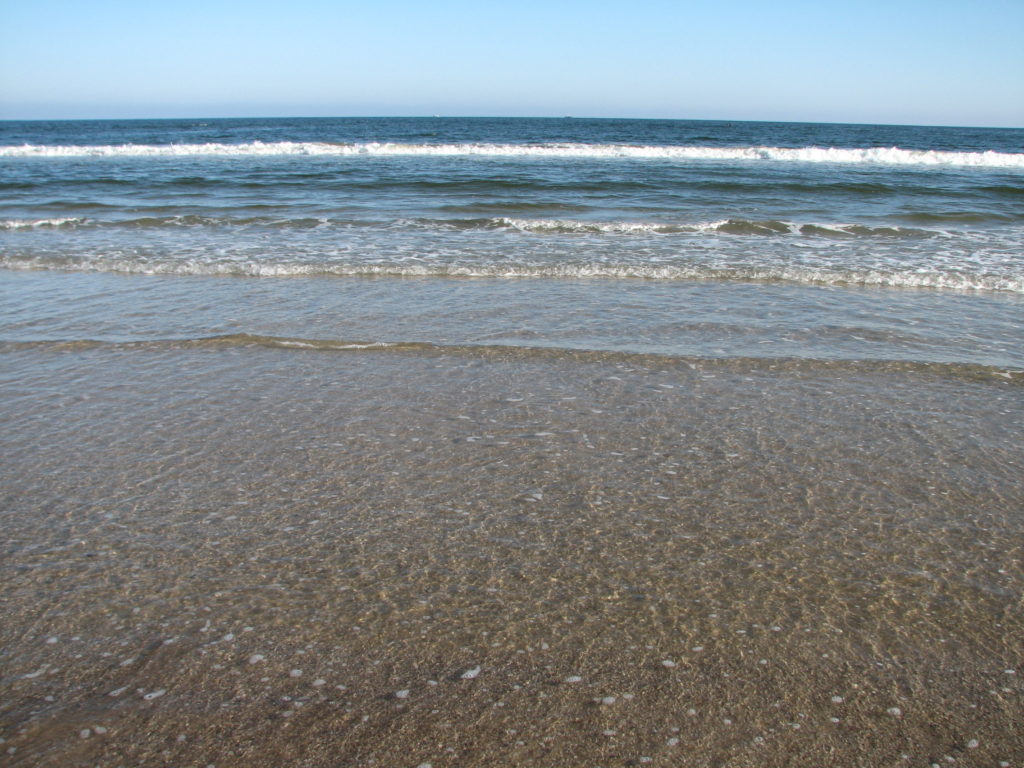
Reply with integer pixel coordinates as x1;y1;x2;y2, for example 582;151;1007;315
2;116;1022;152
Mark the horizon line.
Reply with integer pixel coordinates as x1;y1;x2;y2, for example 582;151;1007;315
1;113;1022;131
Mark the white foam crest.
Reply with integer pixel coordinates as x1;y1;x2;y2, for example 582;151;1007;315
1;217;86;230
462;217;950;238
274;338;392;350
4;255;1021;292
494;217;688;234
3;142;1022;168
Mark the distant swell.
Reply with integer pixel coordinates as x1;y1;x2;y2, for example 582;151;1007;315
3;141;1024;168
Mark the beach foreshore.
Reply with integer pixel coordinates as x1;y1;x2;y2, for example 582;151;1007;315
1;345;1021;767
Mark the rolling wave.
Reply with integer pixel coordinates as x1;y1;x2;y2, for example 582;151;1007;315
0;215;967;237
0;215;359;230
437;217;955;238
3;252;1020;292
3;141;1023;168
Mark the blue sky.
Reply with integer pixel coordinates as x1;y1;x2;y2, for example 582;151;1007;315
2;0;1022;126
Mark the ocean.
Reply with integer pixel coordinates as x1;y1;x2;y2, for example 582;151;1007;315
1;117;1022;766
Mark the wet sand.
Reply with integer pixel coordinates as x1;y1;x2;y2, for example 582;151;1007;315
1;345;1022;767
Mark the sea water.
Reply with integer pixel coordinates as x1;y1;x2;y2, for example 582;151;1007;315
1;117;1022;366
1;118;1022;767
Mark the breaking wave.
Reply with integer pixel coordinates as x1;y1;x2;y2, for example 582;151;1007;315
3;141;1024;168
4;253;1021;293
0;215;963;238
1;217;88;230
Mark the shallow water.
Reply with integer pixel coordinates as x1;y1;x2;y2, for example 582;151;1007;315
1;271;1022;370
1;343;1021;766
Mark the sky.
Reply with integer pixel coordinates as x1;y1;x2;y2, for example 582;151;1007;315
1;0;1022;127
